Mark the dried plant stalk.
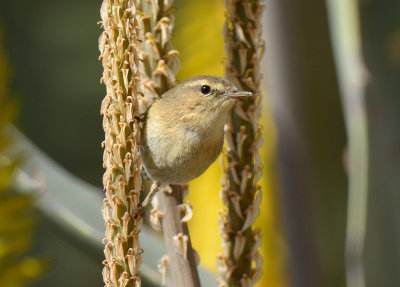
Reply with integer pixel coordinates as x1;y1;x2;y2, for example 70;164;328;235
99;1;143;286
135;1;200;286
136;0;179;112
218;1;265;286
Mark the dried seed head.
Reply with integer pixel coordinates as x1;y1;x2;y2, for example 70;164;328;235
136;0;179;106
219;0;265;285
172;233;189;261
150;207;165;231
179;201;194;223
100;0;144;286
157;255;169;285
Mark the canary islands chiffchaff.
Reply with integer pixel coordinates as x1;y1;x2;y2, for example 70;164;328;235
139;75;253;186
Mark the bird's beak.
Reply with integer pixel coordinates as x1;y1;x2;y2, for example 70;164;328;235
226;90;253;99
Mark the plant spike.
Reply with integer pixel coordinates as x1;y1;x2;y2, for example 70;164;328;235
219;0;265;286
99;0;143;286
136;0;179;112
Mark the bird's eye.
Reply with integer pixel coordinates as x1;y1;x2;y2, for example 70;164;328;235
200;85;211;95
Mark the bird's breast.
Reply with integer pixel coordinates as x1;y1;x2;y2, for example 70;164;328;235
140;113;224;184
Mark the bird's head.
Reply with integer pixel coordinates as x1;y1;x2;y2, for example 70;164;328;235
159;75;253;116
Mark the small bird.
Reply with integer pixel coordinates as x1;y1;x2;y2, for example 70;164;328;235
139;75;252;198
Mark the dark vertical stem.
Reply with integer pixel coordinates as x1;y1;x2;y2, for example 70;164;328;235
358;0;400;286
264;1;348;287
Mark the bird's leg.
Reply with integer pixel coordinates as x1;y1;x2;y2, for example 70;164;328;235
142;181;161;207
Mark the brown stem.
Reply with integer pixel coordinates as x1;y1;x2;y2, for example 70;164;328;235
157;185;201;287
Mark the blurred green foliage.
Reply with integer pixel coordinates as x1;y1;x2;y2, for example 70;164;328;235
0;29;45;287
0;0;104;186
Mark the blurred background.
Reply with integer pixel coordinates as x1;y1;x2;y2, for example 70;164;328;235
0;0;399;286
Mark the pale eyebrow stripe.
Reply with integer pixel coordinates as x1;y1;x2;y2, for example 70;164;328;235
185;81;225;90
184;79;207;87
